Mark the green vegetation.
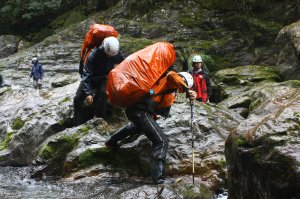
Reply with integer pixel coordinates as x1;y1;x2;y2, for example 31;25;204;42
281;80;300;88
38;134;79;161
178;14;200;28
215;65;281;86
249;98;262;112
77;125;91;135
0;1;64;34
58;97;71;105
76;147;150;176
219;158;227;168
236;136;247;146
11;117;25;130
78;148;106;167
126;0;169;14
58;120;65;125
179;184;212;199
0;131;15;151
49;6;86;31
121;36;154;55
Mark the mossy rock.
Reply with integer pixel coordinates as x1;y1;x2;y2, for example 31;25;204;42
178;183;213;199
0;131;15;151
38;134;79;162
120;36;154;56
214;65;281;86
49;6;86;31
73;146;151;176
11;117;25;130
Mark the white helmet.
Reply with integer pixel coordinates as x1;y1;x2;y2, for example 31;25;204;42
178;72;194;89
32;57;38;62
102;36;119;56
192;55;202;63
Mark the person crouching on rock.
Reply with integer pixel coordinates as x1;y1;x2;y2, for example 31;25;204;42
105;71;196;184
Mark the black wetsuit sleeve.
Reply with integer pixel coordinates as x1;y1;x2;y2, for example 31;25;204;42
205;73;212;97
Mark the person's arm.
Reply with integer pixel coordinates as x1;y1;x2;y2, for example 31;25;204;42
166;71;197;100
82;63;96;96
166;71;188;93
82;48;100;97
115;52;125;64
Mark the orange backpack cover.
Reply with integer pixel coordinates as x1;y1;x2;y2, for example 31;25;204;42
106;42;176;107
80;24;119;62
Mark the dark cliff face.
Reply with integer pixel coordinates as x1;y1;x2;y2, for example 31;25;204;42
1;0;299;72
0;0;119;42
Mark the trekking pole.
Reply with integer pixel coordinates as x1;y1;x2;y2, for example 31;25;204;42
190;99;195;184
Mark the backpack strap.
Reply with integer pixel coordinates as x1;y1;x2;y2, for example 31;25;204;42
150;89;176;97
79;48;90;75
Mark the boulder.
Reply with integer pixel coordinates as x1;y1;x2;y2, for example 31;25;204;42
225;80;300;199
31;95;243;190
213;65;281;104
0;35;20;58
276;19;300;80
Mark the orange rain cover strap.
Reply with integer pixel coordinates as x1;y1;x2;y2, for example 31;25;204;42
80;24;118;60
107;42;176;107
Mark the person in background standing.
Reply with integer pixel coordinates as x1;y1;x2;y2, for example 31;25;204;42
29;57;44;89
188;55;212;103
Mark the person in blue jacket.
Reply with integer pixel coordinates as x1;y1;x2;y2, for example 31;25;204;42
73;36;124;126
29;57;44;89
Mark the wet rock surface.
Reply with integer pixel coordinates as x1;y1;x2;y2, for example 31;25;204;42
276;19;300;80
225;81;300;199
0;1;299;198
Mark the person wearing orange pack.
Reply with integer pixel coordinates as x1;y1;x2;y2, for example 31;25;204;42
188;55;212;103
73;37;124;126
105;71;196;184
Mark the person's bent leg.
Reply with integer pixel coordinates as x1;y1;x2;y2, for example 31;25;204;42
126;109;169;184
95;79;108;119
106;122;139;148
33;80;38;89
73;82;87;126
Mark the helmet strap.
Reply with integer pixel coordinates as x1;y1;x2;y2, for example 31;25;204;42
193;68;202;73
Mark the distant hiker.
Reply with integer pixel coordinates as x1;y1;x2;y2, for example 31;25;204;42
188;55;212;103
104;42;196;184
73;36;124;126
29;57;44;89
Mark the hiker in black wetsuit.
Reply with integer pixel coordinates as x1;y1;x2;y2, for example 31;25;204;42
106;71;196;184
73;37;124;126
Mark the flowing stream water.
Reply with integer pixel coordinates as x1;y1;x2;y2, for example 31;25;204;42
0;166;147;198
0;167;227;199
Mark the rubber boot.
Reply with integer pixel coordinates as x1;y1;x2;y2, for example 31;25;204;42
152;159;164;184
